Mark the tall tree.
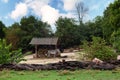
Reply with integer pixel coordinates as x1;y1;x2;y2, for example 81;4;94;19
55;17;79;48
93;16;103;38
20;16;52;37
103;0;120;52
0;21;5;39
19;15;52;51
75;2;88;25
5;22;21;50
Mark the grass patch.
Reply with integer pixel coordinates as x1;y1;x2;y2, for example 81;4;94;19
0;69;120;80
58;70;74;76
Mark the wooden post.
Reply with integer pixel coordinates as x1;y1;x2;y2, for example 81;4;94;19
35;45;38;57
55;44;57;49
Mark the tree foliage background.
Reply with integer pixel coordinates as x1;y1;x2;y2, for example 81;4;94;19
5;16;52;52
0;0;120;53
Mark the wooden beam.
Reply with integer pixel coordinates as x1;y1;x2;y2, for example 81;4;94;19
55;45;57;49
35;45;38;56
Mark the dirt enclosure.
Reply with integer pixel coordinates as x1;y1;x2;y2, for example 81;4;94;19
20;52;79;64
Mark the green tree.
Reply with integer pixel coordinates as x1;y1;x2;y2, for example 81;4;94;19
82;36;117;61
0;39;25;64
103;0;120;52
19;16;52;51
55;17;79;48
78;16;103;42
0;21;6;39
55;16;104;49
92;16;103;38
110;29;120;53
82;21;95;41
5;23;21;50
5;16;52;51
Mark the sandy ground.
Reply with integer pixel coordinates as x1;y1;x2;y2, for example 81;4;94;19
20;52;79;64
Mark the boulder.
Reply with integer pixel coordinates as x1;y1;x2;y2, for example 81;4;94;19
117;55;120;60
92;63;115;70
92;58;103;64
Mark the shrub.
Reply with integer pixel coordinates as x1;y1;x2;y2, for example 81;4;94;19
0;39;26;64
82;37;117;61
110;30;120;53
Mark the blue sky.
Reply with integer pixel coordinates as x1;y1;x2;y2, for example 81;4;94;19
0;0;114;27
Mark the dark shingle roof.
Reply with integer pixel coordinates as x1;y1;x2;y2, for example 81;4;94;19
30;37;58;45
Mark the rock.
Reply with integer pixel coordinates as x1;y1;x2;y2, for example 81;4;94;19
13;64;34;71
92;63;115;70
117;55;120;60
92;58;103;64
107;60;120;65
0;61;117;71
0;64;15;70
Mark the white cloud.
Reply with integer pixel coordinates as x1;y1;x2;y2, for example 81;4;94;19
61;0;87;23
24;0;50;4
62;0;82;11
9;0;60;25
1;0;9;3
23;0;59;25
41;5;60;25
61;0;90;23
24;0;59;25
9;0;84;26
27;0;48;16
10;2;28;20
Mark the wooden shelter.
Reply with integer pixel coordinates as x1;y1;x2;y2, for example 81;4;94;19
29;37;59;57
30;37;58;45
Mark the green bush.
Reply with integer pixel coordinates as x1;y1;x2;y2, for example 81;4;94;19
82;37;117;61
110;30;120;53
0;39;26;64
